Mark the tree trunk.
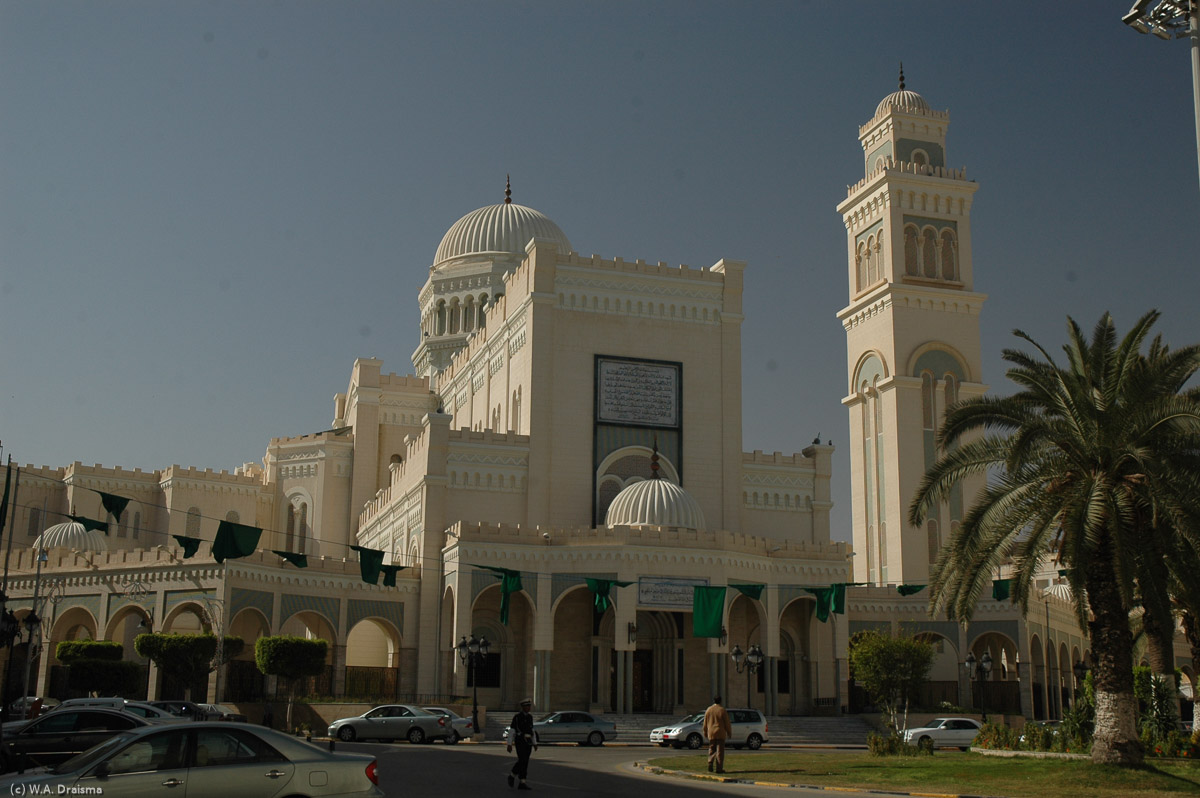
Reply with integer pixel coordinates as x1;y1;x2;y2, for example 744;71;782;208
1142;606;1181;727
1183;611;1200;740
1087;548;1143;766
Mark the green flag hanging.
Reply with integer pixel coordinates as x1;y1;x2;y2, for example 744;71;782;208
992;579;1012;602
350;545;385;584
212;521;262;563
273;550;308;568
381;564;407;587
692;586;726;638
585;578;634;613
68;514;109;534
95;491;130;523
473;565;524;625
803;587;834;622
730;583;764;601
173;535;203;559
897;584;927;596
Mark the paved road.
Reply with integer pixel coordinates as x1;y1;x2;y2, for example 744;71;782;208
337;740;894;798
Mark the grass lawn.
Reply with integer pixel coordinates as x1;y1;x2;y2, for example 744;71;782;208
644;751;1200;797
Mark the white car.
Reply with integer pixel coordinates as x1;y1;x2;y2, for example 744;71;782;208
649;708;768;750
902;717;983;749
422;706;473;743
49;698;183;722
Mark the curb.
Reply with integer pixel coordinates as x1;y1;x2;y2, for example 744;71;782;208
632;762;1008;798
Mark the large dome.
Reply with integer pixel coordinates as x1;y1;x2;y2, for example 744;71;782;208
875;89;932;117
33;521;109;553
606;478;706;530
434;202;572;267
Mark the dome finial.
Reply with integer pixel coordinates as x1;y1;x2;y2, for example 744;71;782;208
898;62;905;91
505;174;512;205
650;437;661;480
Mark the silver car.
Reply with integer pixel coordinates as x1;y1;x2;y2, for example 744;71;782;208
328;704;451;744
516;711;617;746
422;706;473;743
0;721;382;797
649;708;768;750
902;717;983;749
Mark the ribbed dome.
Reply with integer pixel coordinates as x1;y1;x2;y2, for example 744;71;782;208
875;89;932;117
434;202;572;266
33;521;109;553
605;479;706;530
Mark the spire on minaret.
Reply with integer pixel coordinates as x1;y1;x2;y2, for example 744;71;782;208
505;174;512;204
898;62;905;90
650;437;661;480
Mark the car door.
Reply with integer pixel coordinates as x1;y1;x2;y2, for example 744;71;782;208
361;706;395;740
8;709;82;768
561;712;589;742
73;727;191;798
949;720;979;746
537;713;562;742
185;726;295;798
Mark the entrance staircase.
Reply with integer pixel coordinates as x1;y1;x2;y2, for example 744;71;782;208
484;713;872;747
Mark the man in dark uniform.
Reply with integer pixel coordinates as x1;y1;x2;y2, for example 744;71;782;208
507;698;537;790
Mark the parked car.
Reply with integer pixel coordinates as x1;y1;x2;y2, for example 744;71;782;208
512;711;617;746
328;704;451;744
6;697;60;719
0;707;154;773
649;708;768;750
47;698;182;722
149;700;206;719
902;717;984;749
195;703;247;722
422;706;473;743
0;721;382;797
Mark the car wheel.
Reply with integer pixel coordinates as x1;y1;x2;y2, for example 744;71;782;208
587;731;604;747
686;733;703;750
408;727;426;744
445;730;460;744
919;736;932;746
337;726;356;742
747;733;763;750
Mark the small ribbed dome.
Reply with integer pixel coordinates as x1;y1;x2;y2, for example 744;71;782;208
606;479;706;530
875;89;932;117
33;521;109;553
434;202;572;267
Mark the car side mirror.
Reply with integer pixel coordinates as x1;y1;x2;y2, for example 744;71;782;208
92;761;110;778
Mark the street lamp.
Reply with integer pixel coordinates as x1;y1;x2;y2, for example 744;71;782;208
456;634;490;740
965;650;993;722
730;643;764;709
1122;0;1200;193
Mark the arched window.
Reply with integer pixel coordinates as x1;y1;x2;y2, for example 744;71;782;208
27;508;40;537
117;511;128;538
940;230;957;280
512;387;522;435
298;503;308;555
866;236;879;285
390;454;402;465
921;228;937;278
225;510;240;523
943;373;959;414
185;507;202;537
132;511;141;540
462;296;475;333
448;299;460;335
435;301;446;335
478;294;489;330
286;504;295;552
927;519;940;565
904;225;919;276
912;150;928;167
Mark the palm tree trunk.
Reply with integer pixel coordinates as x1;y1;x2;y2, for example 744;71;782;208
1183;611;1200;740
1087;548;1144;765
1143;607;1181;727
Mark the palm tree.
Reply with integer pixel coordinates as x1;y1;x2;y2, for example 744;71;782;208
910;311;1200;766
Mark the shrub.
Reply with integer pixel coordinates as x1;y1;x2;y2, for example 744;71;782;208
56;640;123;664
867;732;932;757
973;721;1020;751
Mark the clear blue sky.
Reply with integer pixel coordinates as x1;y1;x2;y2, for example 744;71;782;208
2;1;1197;544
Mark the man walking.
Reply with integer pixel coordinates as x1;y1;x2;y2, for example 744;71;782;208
703;694;732;774
507;698;537;790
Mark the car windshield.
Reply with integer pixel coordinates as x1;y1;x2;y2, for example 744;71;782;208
680;713;703;723
51;732;137;774
536;713;557;722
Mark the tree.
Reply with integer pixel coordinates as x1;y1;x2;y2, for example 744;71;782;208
134;633;245;701
56;640;141;697
255;636;328;730
910;311;1200;766
848;629;934;733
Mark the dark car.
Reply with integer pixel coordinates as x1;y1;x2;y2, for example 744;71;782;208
150;700;206;720
0;708;153;773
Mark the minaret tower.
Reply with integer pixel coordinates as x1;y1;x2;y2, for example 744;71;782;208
836;69;988;586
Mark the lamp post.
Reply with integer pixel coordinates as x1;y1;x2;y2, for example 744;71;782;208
965;650;993;722
1122;0;1200;194
456;634;490;740
730;643;764;709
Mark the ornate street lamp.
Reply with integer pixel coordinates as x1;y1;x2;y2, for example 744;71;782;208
456;634;490;740
731;643;764;709
965;650;993;722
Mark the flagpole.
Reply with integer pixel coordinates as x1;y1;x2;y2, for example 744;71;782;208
0;457;19;722
213;558;228;703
